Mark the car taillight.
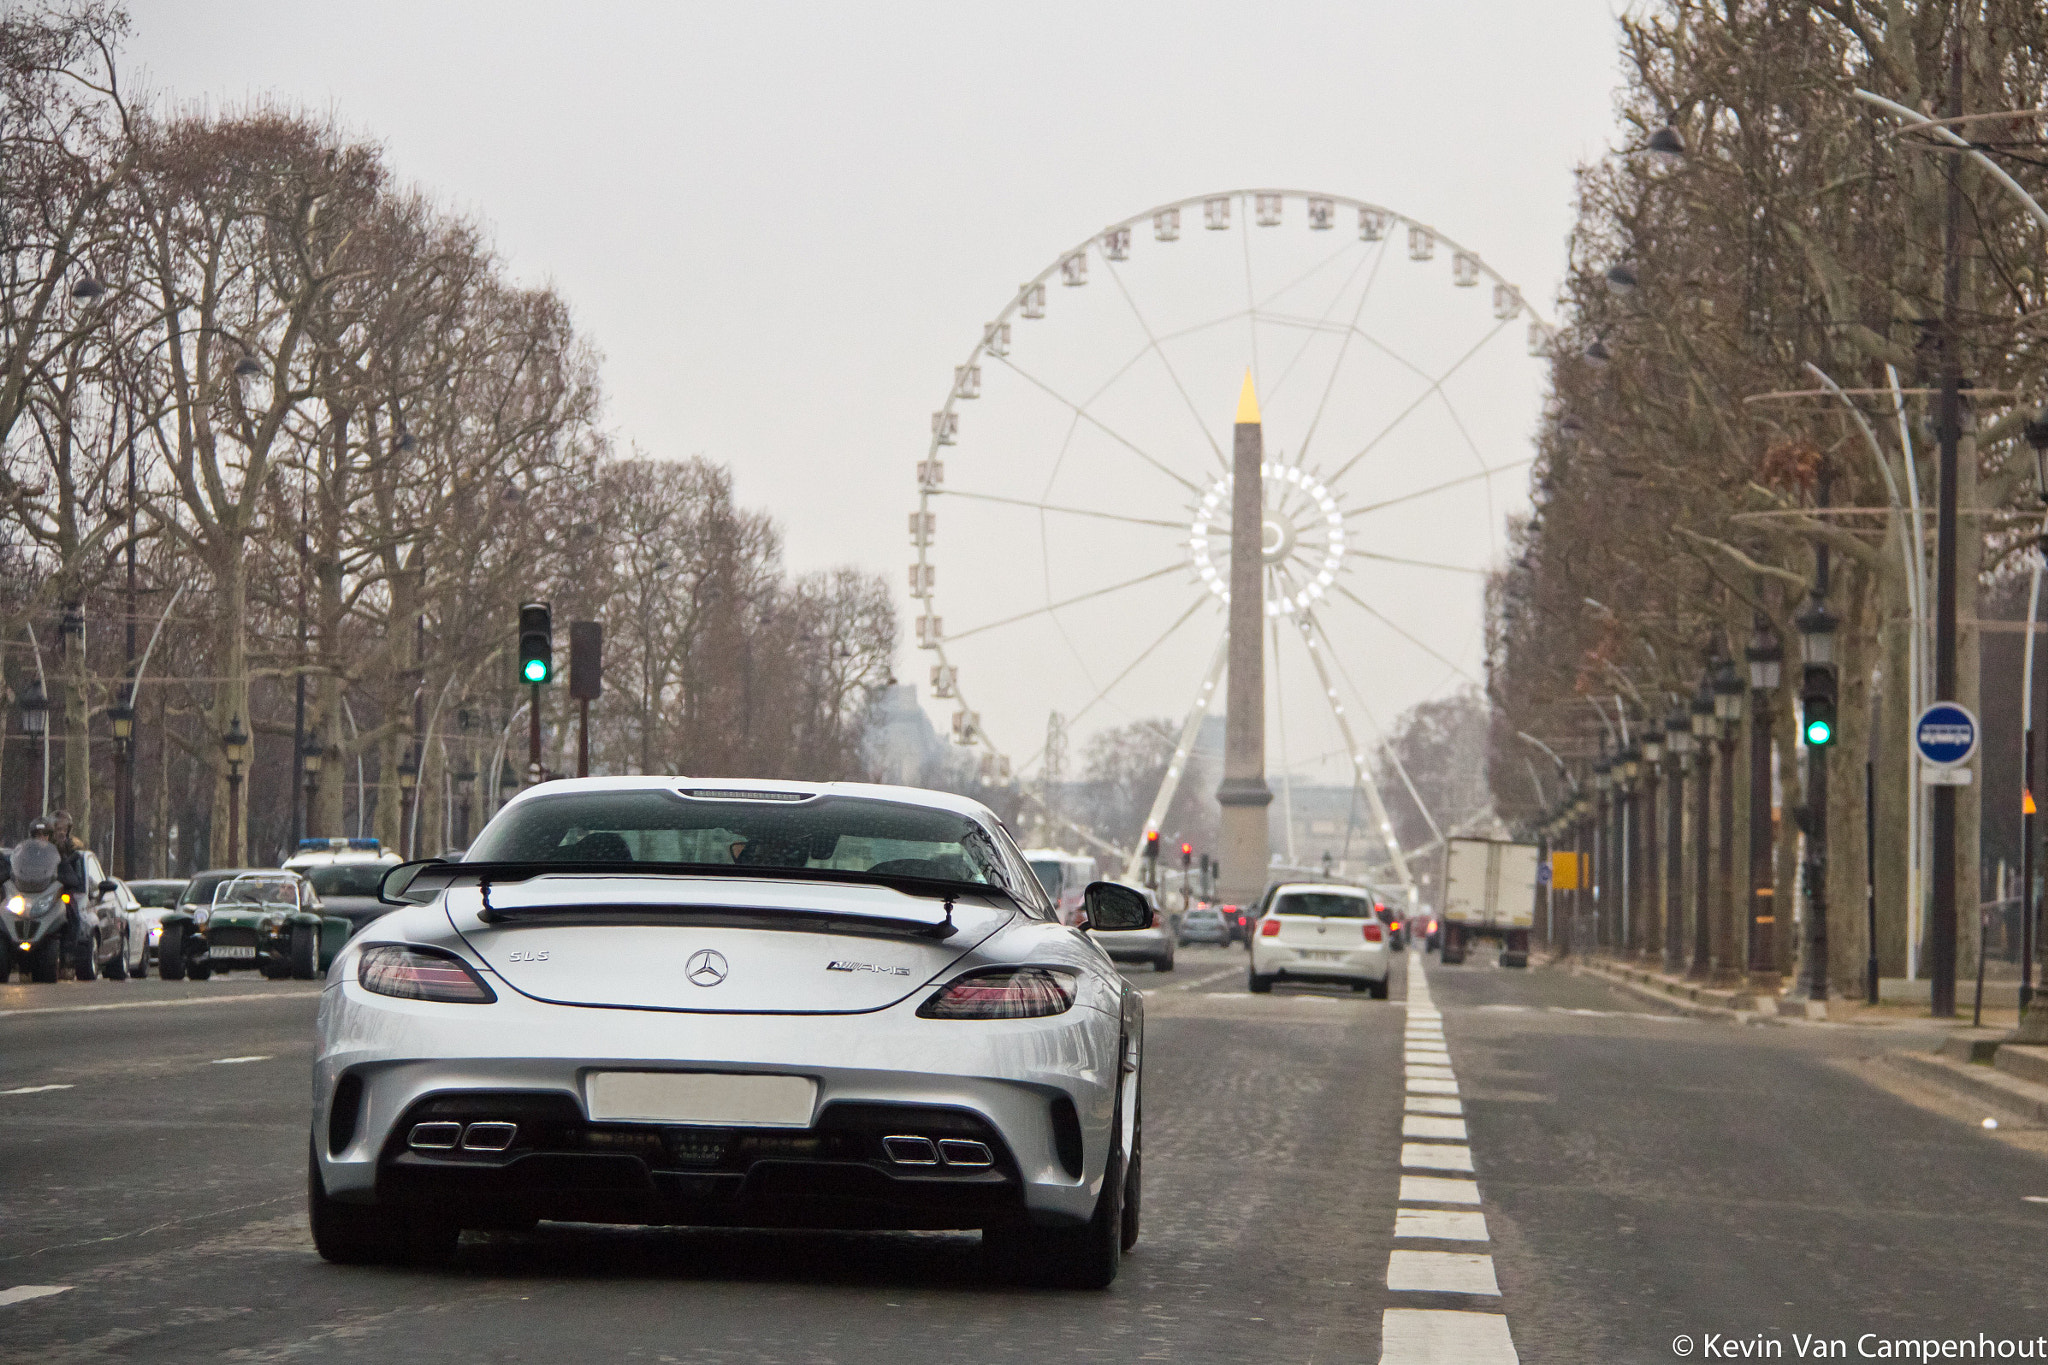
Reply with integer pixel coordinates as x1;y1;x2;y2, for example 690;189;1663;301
1363;921;1384;943
357;945;497;1003
918;967;1075;1020
1259;919;1281;938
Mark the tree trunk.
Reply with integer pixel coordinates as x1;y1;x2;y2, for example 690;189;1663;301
206;542;247;867
62;611;90;843
1873;539;1914;980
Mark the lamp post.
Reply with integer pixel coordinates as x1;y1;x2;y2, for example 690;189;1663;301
1593;758;1613;953
1796;587;1839;1002
1640;729;1664;962
2020;412;2048;1023
397;757;419;860
18;678;49;819
453;765;477;850
1690;679;1720;979
1745;618;1784;989
1713;656;1746;985
301;741;324;841
1666;707;1693;973
221;715;250;867
1571;792;1591;957
108;698;135;878
1620;745;1642;956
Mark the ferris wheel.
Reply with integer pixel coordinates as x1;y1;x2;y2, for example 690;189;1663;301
910;189;1556;888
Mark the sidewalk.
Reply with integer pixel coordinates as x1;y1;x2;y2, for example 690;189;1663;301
1558;951;2048;1127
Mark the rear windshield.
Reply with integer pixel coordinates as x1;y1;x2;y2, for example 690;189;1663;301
1274;892;1374;918
128;882;186;909
306;864;388;898
468;790;1028;899
1028;860;1065;896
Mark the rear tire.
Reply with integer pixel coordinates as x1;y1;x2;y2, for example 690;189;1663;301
72;934;97;981
159;924;187;980
985;1094;1125;1289
1370;976;1391;1000
1154;954;1174;973
1247;971;1273;994
308;1141;459;1266
290;925;319;980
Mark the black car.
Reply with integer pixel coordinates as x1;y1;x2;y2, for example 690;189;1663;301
296;861;396;934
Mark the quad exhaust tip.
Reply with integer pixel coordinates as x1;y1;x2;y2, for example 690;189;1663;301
883;1134;995;1168
407;1120;519;1152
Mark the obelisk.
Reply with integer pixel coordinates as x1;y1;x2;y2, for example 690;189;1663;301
1216;370;1273;905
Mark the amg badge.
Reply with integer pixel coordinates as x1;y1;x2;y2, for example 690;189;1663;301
826;960;911;976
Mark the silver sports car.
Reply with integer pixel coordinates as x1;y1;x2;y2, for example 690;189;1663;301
309;778;1150;1288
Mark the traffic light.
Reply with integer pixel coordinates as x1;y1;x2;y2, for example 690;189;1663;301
518;602;553;685
1144;831;1160;863
1801;665;1835;747
1179;841;1193;871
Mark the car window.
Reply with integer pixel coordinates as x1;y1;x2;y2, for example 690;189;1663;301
469;791;1025;900
306;864;388;898
130;882;187;909
213;874;303;910
1274;892;1373;918
1028;859;1064;897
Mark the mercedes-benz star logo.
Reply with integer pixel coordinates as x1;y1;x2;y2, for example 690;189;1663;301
686;949;729;988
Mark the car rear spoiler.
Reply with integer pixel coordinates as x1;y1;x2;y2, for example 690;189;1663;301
379;859;1005;939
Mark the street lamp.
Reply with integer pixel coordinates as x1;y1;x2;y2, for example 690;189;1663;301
1802;589;1851;1002
1745;619;1785;987
221;715;250;867
1665;706;1694;973
2024;408;2048;505
1689;679;1719;979
453;765;478;850
2023;413;2048;1025
397;756;419;860
1711;657;1746;984
17;677;48;818
1620;744;1642;955
1646;124;1687;161
1640;728;1664;960
1594;758;1614;953
108;698;135;878
301;741;324;839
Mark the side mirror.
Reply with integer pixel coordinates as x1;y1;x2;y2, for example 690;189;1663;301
1080;881;1152;932
378;859;449;906
98;880;119;894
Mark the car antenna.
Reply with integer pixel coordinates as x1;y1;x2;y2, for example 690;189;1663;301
941;894;955;936
479;877;494;920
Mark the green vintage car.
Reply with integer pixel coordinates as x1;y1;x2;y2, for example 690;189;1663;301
158;869;350;981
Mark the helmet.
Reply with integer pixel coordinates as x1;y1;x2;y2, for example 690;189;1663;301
27;817;52;838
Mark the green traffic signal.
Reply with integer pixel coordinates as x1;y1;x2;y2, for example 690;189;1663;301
522;657;549;684
1804;716;1833;746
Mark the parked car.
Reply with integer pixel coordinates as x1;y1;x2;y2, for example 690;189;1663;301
286;841;402;936
1021;848;1097;926
1177;903;1232;946
311;777;1151;1288
124;878;188;975
1092;882;1174;972
1248;883;1392;997
159;870;349;981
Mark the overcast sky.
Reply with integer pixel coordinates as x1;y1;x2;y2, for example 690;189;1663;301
121;0;1626;777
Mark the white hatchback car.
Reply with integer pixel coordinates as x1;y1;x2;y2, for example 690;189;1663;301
1247;883;1391;997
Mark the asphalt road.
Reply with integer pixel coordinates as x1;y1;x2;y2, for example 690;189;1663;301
1;949;2044;1363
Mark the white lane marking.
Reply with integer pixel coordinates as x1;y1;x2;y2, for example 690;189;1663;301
1405;1050;1451;1063
1407;1077;1460;1095
1394;1208;1489;1241
2024;1196;2048;1204
1402;1143;1475;1173
0;1085;74;1096
1403;1115;1468;1140
1399;1174;1480;1204
1387;1251;1500;1296
0;990;315;1020
1405;1065;1457;1081
1140;965;1241;995
1379;1308;1518;1364
209;1055;272;1065
1405;1095;1464;1115
0;1285;72;1307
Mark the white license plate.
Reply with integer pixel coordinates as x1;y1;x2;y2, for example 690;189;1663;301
586;1072;817;1127
1297;950;1343;962
210;945;256;960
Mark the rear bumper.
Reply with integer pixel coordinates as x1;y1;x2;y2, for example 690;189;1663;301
313;977;1123;1230
1250;942;1390;981
1098;928;1172;961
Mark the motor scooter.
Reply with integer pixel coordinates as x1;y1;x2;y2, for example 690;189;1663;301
2;840;76;983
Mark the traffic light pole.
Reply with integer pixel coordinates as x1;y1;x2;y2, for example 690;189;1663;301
529;682;543;785
1928;48;1964;1015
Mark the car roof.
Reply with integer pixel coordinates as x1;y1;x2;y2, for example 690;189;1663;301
493;776;1008;831
1271;882;1379;898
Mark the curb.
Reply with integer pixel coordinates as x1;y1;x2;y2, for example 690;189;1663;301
1880;1049;2048;1125
1563;959;1777;1026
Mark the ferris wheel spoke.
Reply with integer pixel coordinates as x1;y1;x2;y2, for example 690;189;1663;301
1341;459;1532;520
943;560;1191;644
1252;234;1369;315
1060;591;1213;734
1239;193;1262;392
992;353;1202;494
1322;317;1513;487
1099;258;1229;472
939;487;1187;530
1330;582;1481;686
1299;608;1448;847
1341;548;1489;576
1433;387;1503;555
1297;236;1393;463
1262;236;1384;407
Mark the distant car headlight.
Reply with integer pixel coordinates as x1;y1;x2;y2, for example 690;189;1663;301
917;967;1075;1020
357;945;497;1004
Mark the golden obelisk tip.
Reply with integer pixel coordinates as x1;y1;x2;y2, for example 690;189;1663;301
1235;369;1261;425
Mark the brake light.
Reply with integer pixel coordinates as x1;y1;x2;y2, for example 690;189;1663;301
918;967;1074;1020
1363;921;1384;943
357;945;496;1003
1259;919;1281;938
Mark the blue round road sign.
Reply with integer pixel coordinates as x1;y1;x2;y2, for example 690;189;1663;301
1914;702;1979;768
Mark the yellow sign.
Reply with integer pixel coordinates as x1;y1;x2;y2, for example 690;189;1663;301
1550;851;1584;890
2027;788;2038;816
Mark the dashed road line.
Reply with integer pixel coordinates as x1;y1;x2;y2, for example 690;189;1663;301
0;1285;71;1307
0;990;316;1020
1382;959;1518;1364
210;1055;272;1065
1141;964;1242;995
0;1084;74;1096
